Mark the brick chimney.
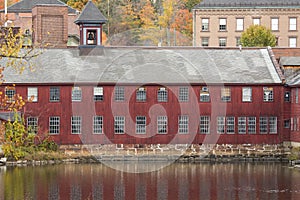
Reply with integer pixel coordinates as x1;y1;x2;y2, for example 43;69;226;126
32;5;68;48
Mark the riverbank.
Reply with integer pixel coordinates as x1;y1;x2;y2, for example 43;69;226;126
1;143;295;166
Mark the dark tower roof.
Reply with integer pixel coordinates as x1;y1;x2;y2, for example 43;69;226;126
1;0;77;13
74;1;107;24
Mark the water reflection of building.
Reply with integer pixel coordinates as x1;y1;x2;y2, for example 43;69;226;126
1;1;300;146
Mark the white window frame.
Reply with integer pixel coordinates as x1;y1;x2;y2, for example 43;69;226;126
200;86;210;102
253;18;260;25
219;18;227;31
72;87;82;102
178;115;189;134
248;117;256;134
236;18;244;31
158;87;168;102
136;87;146;102
226;116;235;134
71;116;82;134
269;116;277;134
201;18;209;31
114;116;125;134
289;17;297;31
49;116;60;135
136;116;146;134
27;117;38;134
28;87;38;102
242;87;252;102
179;87;189;102
289;37;297;48
271;18;279;31
263;87;274;102
217;116;225;134
201;37;209;47
157;116;167;134
94;87;103;101
221;87;231;102
238;117;246;134
259;116;268;134
219;38;227;47
93;116;103;134
200;116;210;134
5;86;16;103
50;87;60;102
114;86;125;101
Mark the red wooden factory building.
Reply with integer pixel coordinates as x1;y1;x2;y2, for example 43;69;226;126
0;1;296;146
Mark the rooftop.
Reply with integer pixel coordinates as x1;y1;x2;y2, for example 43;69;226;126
2;47;281;85
74;0;107;24
193;0;300;9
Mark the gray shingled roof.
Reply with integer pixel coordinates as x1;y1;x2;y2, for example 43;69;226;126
1;48;281;85
1;0;77;13
74;1;107;24
194;0;300;9
280;57;300;85
280;57;300;66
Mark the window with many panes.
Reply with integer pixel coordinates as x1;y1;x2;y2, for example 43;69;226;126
72;87;82;102
178;115;189;134
238;117;246;134
114;86;125;101
49;116;60;135
201;37;209;47
226;116;235;134
50;87;60;102
269;117;277;134
94;87;103;101
217;116;225;134
219;38;227;47
289;37;297;47
136;87;146;102
28;87;38;102
158;87;168;102
289;17;297;31
200;116;210;134
221;87;231;102
179;87;189;102
219;18;227;31
202;18;209;31
136;116;146;134
253;18;260;25
5;86;15;103
271;18;279;31
93;116;103;134
114;116;125;134
259;117;268;134
263;87;273;102
71;116;81;134
157;116;167;134
248;117;256;134
200;86;210;102
27;117;38;134
242;87;252;102
236;18;244;31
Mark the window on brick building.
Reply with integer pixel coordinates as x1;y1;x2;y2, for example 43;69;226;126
236;18;244;31
271;18;279;31
238;117;246;134
269;117;277;134
157;116;167;134
200;116;210;134
236;37;241;47
201;18;209;31
285;91;290;102
242;87;252;102
5;86;16;103
219;38;227;47
284;119;290;128
263;87;273;102
28;87;38;102
289;17;297;31
219;18;227;31
49;116;60;135
253;18;260;25
289;37;297;47
94;87;103;101
50;87;60;102
179;87;189;102
201;37;209;47
259;117;268;134
217;116;225;134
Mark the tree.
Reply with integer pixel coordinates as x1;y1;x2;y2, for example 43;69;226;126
240;25;276;47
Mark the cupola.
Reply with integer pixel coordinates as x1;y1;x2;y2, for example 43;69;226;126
74;0;107;48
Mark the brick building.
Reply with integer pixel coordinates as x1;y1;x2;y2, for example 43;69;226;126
193;0;300;47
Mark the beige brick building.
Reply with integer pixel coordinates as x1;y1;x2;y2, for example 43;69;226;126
193;0;300;47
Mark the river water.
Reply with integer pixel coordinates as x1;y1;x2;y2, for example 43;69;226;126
0;162;300;200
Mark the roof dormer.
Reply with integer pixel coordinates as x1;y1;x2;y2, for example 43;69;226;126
74;0;107;49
